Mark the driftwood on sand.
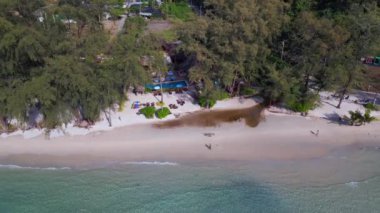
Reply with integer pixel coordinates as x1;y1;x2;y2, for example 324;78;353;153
203;133;215;137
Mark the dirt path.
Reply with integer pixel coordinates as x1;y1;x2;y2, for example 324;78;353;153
103;15;127;38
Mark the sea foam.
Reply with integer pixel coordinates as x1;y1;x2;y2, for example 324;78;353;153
0;164;71;170
122;161;179;166
345;181;359;188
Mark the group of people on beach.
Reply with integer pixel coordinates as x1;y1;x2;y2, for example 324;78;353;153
169;99;186;109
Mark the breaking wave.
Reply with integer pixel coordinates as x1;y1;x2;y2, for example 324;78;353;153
122;161;179;166
0;164;71;170
345;181;359;188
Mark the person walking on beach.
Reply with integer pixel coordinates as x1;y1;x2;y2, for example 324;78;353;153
205;143;212;150
310;130;319;137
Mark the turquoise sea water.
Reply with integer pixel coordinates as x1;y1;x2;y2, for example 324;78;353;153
1;147;380;212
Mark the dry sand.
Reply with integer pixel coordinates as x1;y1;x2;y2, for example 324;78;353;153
1;91;379;168
1;113;379;168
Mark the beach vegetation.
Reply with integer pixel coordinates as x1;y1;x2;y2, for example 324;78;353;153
162;1;193;21
364;110;377;124
198;96;217;109
346;109;376;126
286;93;320;113
240;87;257;97
212;90;230;101
364;103;380;111
155;107;171;119
140;106;156;119
198;89;229;108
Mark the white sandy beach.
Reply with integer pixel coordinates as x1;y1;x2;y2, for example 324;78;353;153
2;90;379;140
0;91;379;167
1;92;257;139
0;112;379;168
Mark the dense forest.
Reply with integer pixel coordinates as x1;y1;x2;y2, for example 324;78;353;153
0;0;379;130
179;0;380;109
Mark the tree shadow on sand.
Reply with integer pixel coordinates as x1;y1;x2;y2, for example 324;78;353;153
322;112;350;126
154;105;265;128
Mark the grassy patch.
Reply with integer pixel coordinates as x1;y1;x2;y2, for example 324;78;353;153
162;2;194;22
364;102;380;111
154;28;178;41
155;107;171;119
139;106;156;119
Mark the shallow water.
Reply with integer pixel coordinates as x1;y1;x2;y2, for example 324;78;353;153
0;144;379;212
155;105;265;128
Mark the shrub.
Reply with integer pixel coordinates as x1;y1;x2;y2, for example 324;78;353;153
199;96;217;108
198;89;229;108
364;103;379;111
364;109;376;124
139;106;156;119
240;87;257;96
212;90;230;100
346;109;376;126
289;102;315;113
162;2;193;21
155;107;171;119
286;93;319;113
